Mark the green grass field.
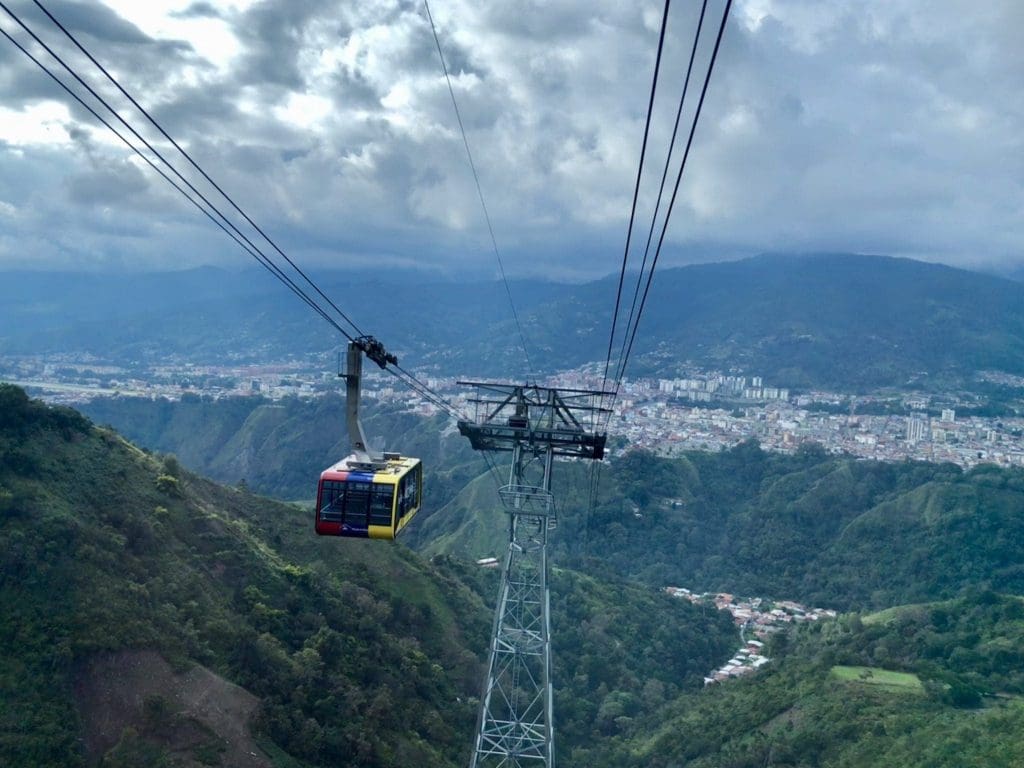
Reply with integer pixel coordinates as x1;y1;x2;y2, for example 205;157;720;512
831;666;925;693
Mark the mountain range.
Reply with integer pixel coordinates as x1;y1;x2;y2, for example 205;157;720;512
4;253;1024;388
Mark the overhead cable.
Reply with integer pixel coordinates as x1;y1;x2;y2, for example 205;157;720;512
30;0;368;342
590;0;732;536
4;1;466;417
0;2;358;342
390;363;466;420
601;0;672;393
0;20;354;343
615;0;709;381
423;0;535;379
617;0;733;382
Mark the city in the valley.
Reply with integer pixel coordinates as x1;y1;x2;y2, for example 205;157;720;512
3;353;1023;470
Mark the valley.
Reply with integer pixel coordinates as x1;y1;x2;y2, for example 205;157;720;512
6;347;1024;477
1;0;1021;761
4;373;1024;766
4;255;1024;767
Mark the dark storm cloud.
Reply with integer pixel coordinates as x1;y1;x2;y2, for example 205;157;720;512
666;0;1024;269
328;65;381;111
66;157;149;205
20;0;151;45
15;0;195;65
0;0;204;113
146;79;243;137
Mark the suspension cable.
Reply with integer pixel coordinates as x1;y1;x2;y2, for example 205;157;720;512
30;0;368;341
480;450;506;496
0;21;354;344
0;2;359;343
390;363;466;420
615;0;709;381
590;0;732;541
4;2;467;418
618;0;732;382
601;0;671;393
423;0;534;379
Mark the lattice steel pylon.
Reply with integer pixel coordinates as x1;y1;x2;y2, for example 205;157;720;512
458;383;609;768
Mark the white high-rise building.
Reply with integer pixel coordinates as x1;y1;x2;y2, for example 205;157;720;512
906;416;929;443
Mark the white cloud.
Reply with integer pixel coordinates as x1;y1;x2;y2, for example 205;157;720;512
0;100;74;146
0;0;1021;276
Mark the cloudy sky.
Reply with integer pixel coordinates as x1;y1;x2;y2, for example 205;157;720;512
0;0;1021;279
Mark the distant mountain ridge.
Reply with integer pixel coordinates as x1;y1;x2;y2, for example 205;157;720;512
3;253;1024;388
544;252;1024;388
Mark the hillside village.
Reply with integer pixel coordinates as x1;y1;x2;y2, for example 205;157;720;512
665;587;837;685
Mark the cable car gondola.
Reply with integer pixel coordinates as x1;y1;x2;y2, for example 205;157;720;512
315;453;422;539
315;338;422;540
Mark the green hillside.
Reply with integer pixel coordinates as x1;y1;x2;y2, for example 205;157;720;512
1;386;735;767
91;392;1022;614
410;469;508;560
0;385;487;767
80;393;484;505
596;592;1024;767
421;442;1024;611
7;253;1024;388
8;391;1024;765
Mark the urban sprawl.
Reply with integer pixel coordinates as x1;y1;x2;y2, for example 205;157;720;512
4;354;1024;470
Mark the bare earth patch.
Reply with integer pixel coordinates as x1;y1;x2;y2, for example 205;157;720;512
75;649;274;767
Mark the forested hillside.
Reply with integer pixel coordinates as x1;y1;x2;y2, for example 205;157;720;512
0;386;735;767
420;441;1024;611
80;393;483;504
7;253;1024;388
81;392;1024;613
600;593;1024;768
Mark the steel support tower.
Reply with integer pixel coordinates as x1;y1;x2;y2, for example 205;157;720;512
458;383;609;768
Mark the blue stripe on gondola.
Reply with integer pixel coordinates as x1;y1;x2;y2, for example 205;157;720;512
347;471;375;482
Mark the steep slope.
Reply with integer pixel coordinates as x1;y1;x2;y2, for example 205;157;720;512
80;393;483;503
1;386;736;767
598;593;1024;768
420;442;1024;611
409;469;509;559
0;385;488;767
118;388;1022;615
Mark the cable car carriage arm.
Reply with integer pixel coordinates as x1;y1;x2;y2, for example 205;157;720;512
315;339;422;540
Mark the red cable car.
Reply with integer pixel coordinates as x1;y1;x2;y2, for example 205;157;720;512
315;453;422;539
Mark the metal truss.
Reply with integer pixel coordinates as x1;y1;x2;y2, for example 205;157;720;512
457;382;610;460
460;384;609;768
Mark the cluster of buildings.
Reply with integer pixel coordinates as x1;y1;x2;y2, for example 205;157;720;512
612;391;1024;470
5;354;1024;470
0;354;335;405
657;374;789;403
665;587;837;685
